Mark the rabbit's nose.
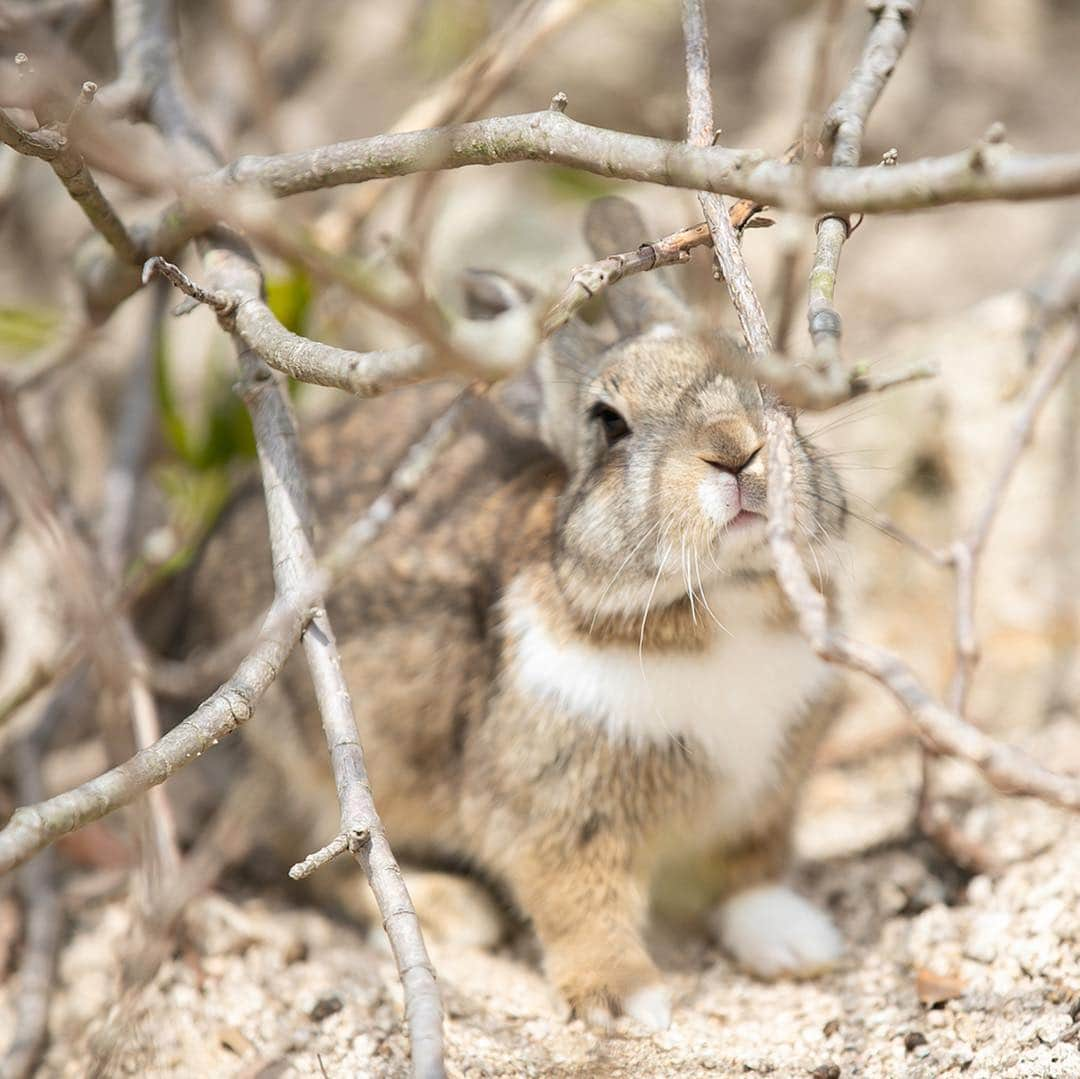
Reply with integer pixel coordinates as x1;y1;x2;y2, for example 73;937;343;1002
704;443;763;476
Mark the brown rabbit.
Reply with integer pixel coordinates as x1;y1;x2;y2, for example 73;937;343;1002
178;197;849;1030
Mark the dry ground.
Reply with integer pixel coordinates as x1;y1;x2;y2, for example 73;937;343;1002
9;704;1078;1079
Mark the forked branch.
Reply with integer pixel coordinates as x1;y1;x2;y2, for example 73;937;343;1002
679;0;1080;818
77;106;1080;320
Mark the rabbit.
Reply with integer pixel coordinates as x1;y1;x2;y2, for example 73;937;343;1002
173;196;849;1031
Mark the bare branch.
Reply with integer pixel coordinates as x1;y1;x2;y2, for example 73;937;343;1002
288;830;367;881
682;0;772;356
677;0;1080;824
0;0;101;33
146;252;529;397
753;351;937;410
0;652;73;733
77;106;1080;320
111;4;447;1070
804;1;922;397
544;142;799;335
764;409;1080;812
1;723;62;1079
949;322;1080;717
141;254;234;316
0;104;139;263
322;0;599;241
144;255;442;397
1025;232;1080;362
237;346;445;1079
214;110;1080;211
0;593;306;873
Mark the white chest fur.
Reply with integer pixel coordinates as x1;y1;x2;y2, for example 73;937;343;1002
503;580;831;832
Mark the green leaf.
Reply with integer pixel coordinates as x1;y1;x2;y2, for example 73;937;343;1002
413;0;488;75
544;166;618;202
154;332;256;471
143;462;233;580
264;270;313;335
0;306;62;355
153;329;193;464
197;360;257;469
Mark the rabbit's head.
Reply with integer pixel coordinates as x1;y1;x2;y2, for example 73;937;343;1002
537;198;846;623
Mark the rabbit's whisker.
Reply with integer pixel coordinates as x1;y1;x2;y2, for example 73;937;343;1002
796;518;829;587
586;518;663;635
681;534;698;626
692;541;733;637
639;535;676;739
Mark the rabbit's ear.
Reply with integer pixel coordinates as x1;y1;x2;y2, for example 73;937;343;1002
460;268;534;318
537;317;605;468
584;197;691;339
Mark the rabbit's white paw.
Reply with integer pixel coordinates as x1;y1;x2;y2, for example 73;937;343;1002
622;983;673;1031
714;884;843;980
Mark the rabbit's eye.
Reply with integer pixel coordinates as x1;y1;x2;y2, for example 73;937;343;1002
589;402;630;446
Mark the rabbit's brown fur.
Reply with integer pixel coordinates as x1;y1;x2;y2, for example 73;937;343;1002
176;198;849;1029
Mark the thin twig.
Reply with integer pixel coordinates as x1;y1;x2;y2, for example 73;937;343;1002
806;1;922;400
99;283;183;901
141;255;234;316
146;250;531;396
0;0;102;32
948;323;1080;718
1024;232;1080;363
0;592;307;872
682;0;772;356
914;309;1080;865
289;830;368;881
0;652;72;732
76;106;1080;319
543;169;791;336
143;255;441;397
327;0;598;246
237;345;445;1078
145;388;475;702
676;0;1080;826
110;4;446;1070
0;103;139;263
764;408;1080;811
1;719;63;1079
754;352;938;409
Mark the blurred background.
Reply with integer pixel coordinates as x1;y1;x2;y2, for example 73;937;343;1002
1;1;1078;1075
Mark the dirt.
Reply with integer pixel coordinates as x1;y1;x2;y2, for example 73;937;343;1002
6;706;1076;1079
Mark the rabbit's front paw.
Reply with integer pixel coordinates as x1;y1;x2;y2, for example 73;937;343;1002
714;883;843;980
566;976;672;1032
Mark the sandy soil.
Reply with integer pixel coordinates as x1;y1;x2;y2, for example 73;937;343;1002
4;701;1075;1079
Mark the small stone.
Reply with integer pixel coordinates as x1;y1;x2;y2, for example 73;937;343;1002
915;968;966;1006
218;1026;255;1056
951;1042;975;1066
808;1066;840;1079
904;1031;928;1053
1036;1013;1073;1044
309;994;344;1022
966;876;993;904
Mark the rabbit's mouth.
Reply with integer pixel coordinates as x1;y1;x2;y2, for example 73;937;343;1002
727;509;763;530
